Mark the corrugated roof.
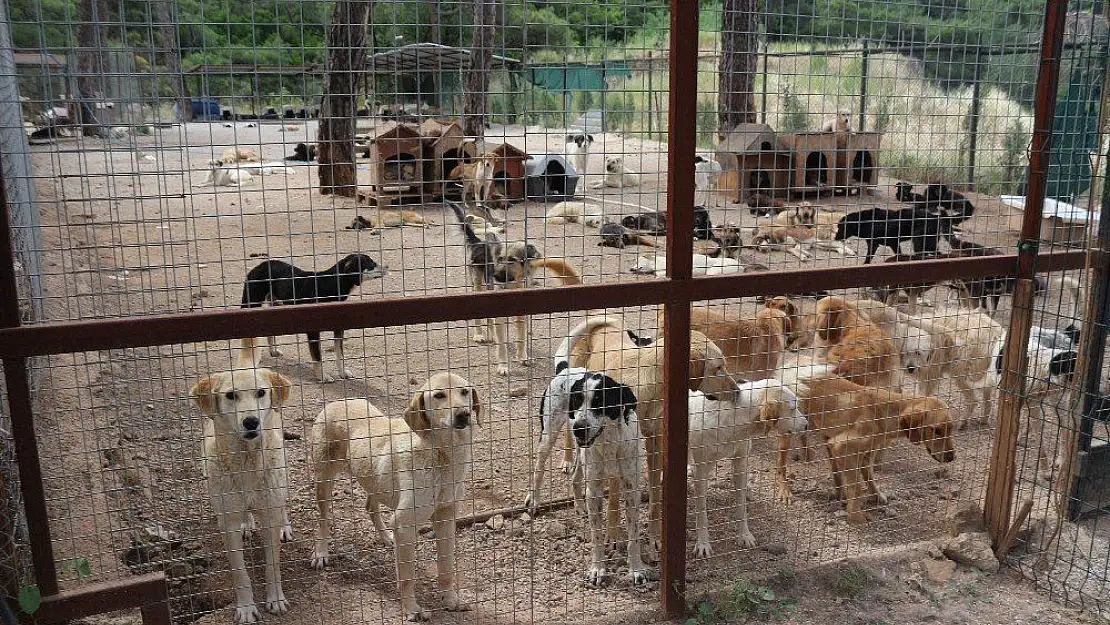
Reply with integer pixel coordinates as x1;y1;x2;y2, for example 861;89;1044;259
368;43;520;74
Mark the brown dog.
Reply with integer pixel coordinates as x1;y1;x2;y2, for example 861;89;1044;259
815;296;900;388
687;306;789;381
765;296;811;350
450;152;496;206
793;374;955;524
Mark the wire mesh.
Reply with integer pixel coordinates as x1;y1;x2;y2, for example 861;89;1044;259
0;0;1107;623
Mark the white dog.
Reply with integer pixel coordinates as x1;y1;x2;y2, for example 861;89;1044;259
630;253;744;277
688;381;807;557
565;132;594;175
590;156;640;189
195;159;255;188
544;200;604;227
819;109;852;133
191;368;293;624
310;373;478;622
694;155;723;206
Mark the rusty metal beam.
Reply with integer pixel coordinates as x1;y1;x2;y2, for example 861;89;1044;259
984;0;1070;545
660;0;698;613
19;573;170;625
0;156;58;596
0;251;1086;360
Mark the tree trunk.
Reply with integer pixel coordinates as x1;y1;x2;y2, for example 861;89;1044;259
462;0;496;138
76;0;108;136
318;0;372;197
718;0;759;139
155;0;191;122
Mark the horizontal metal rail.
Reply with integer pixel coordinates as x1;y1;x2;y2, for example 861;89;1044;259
0;251;1085;359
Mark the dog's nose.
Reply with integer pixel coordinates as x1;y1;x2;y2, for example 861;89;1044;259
243;416;260;430
453;411;471;429
907;364;918;373
572;421;590;445
941;449;956;463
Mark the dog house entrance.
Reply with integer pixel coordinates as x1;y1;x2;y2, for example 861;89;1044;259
383;154;418;182
851;150;876;184
441;149;461;184
804;152;829;186
748;169;772;190
539;160;568;196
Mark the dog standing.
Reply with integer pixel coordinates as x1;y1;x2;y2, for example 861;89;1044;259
687;306;789;381
815;296;901;388
238;253;385;382
191;368;294;624
450;152;499;223
688;380;807;556
565;132;594;175
310;373;479;621
819;109;852;133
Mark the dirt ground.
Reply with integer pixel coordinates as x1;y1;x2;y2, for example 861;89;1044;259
22;120;1105;624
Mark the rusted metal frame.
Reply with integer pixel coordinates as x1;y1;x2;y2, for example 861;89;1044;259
0;160;58;596
661;0;698;615
18;573;170;625
984;0;1070;546
0;252;1088;360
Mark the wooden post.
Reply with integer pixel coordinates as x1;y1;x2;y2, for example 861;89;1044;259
966;37;984;190
647;53;654;138
760;40;768;124
984;0;1070;545
858;41;869;132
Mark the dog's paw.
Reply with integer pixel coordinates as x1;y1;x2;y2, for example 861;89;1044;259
280;523;294;542
693;541;713;559
738;531;757;549
845;510;872;525
496;365;509;377
585;565;607;588
442;591;470;612
233;604;261;624
523;493;539;515
319;373;336;383
404;606;431;622
309;549;329;570
240;516;259;540
774;480;795;505
628;568;651;586
471;334;491;345
874;492;890;506
339;368;355;380
378;529;395;546
265;590;289;615
268;348;284;358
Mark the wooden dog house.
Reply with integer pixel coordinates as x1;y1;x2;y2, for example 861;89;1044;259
835;131;882;191
419;119;464;198
367;123;424;200
460;139;530;200
777;132;841;196
716;123;793;201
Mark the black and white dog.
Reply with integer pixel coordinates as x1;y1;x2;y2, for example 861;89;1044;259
525;334;649;586
238;253;385;382
565;132;595;176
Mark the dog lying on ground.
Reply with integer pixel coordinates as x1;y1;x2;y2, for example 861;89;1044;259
285;142;316;162
630;253;744;276
345;210;432;230
598;222;657;249
544;200;603;227
195;159;255;187
688;380;807;555
791;373;955;523
237;254;385;382
309;373;478;621
746;192;786;216
815;295;901;388
191;368;294;624
565;132;594;175
448;200;581;376
621;211;667;234
590;156;641;189
221;147;261;164
567;315;741;554
686;306;790;381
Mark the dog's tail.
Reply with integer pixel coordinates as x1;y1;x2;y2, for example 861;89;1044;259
310;407;351;470
565;315;625;367
236;337;263;368
628;234;657;248
445;200;483;246
529;257;582;286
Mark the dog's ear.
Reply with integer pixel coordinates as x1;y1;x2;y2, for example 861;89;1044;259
190;374;223;416
469;385;482;426
524;244;543;261
687;340;708;391
403;390;431;433
618;383;638;424
265;370;293;408
817;303;844;344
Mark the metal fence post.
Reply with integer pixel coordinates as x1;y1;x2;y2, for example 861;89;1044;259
858;40;869;132
661;0;697;616
984;0;1070;547
967;36;984;190
760;40;768;125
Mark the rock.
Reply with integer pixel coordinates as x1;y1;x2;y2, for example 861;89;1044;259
942;532;999;573
485;514;506;531
546;520;568;538
921;557;956;584
519;512;532;524
761;543;788;556
944;502;986;536
507;385;529;398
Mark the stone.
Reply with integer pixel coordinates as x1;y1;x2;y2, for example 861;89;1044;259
546;520;569;538
921;557;956;584
485;514;506;531
942;532;999;573
519;512;532;524
944;502;987;536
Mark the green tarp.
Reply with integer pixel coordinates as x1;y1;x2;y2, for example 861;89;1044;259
522;62;632;92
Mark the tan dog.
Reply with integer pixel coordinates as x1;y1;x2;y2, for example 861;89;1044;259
567;315;741;552
346;210;433;230
191;368;293;624
815;295;900;388
793;374;955;524
764;296;811;350
221;147;261;163
590;156;641;189
687;306;789;381
450;152;496;208
772;202;817;227
819;109;852;133
310;373;479;622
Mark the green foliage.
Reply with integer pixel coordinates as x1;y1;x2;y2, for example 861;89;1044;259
779;85;810;132
696;97;718;148
832;563;873;601
18;584;41;614
686;579;797;624
872;95;894;133
1001;118;1028;193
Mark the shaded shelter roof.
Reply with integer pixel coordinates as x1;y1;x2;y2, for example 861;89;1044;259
367;43;521;74
13;51;66;68
184;64;320;75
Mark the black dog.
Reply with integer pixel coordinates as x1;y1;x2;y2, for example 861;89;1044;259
598;222;656;249
238;253;384;382
895;182;927;205
693;205;714;241
835;207;965;264
621;212;667;235
286;142;316;162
